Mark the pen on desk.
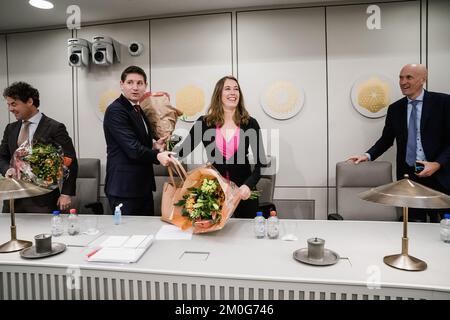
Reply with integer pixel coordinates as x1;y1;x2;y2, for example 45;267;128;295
86;248;101;258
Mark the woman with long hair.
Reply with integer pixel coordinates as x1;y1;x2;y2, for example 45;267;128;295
175;76;267;218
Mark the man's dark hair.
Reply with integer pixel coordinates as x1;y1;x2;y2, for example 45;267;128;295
3;81;40;108
120;65;147;83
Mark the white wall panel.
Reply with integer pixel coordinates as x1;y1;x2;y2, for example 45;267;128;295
237;8;327;187
7;29;74;139
428;0;450;94
0;35;8;139
77;21;150;184
151;13;233;163
327;1;421;186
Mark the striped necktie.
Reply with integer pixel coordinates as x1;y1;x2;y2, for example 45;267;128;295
17;120;31;147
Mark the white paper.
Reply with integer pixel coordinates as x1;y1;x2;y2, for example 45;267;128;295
123;235;148;248
88;235;153;263
100;236;129;248
155;225;193;240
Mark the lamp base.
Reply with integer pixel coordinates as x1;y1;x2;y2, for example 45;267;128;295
0;239;32;253
384;253;427;271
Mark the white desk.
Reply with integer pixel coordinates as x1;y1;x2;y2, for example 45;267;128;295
0;214;449;300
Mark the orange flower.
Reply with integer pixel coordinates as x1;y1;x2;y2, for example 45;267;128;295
63;156;72;167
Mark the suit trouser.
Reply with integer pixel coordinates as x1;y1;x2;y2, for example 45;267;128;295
404;165;450;223
108;195;154;216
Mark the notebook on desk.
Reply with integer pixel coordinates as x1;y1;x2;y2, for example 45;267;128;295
87;235;154;263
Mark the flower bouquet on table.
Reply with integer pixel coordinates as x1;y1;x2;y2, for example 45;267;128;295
11;140;71;190
161;159;241;234
139;91;183;151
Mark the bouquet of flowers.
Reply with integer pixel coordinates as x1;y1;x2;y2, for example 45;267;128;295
12;141;70;190
139;91;183;151
175;178;225;228
161;161;241;234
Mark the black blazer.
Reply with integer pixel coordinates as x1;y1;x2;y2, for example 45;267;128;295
0;114;78;212
367;90;450;190
176;116;267;189
103;94;159;198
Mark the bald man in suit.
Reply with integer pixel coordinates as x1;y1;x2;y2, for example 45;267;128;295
348;64;450;222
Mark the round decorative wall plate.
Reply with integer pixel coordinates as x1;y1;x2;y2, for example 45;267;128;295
175;84;206;123
260;81;304;120
97;89;120;122
350;75;396;119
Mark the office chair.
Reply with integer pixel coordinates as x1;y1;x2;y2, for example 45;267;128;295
73;158;104;214
329;161;398;221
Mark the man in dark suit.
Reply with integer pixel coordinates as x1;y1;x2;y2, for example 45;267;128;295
0;82;78;213
103;66;173;216
348;64;450;222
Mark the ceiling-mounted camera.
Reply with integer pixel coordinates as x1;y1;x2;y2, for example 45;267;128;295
128;42;144;56
91;35;121;66
67;38;90;67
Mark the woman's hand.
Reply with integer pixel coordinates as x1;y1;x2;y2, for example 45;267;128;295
239;184;251;200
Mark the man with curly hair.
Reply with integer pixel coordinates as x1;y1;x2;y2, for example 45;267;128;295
0;81;78;213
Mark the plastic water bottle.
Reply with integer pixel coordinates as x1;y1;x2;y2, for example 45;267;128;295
440;213;450;243
114;203;123;225
254;211;266;239
51;210;64;236
67;208;79;235
267;210;279;239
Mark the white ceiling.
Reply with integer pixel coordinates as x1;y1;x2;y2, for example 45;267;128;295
0;0;385;33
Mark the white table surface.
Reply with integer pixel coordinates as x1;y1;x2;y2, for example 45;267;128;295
0;214;449;296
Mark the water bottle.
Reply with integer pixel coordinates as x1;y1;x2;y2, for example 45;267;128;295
440;213;450;243
267;210;279;239
51;210;64;236
67;208;79;235
114;203;123;225
254;211;266;239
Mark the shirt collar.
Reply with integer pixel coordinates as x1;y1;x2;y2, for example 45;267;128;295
25;111;42;124
407;89;424;103
126;98;139;107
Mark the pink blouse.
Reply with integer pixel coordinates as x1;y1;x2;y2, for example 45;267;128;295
216;125;240;160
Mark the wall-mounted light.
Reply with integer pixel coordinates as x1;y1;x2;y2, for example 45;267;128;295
29;0;54;10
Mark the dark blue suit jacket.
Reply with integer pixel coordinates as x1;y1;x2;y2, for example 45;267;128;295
367;90;450;191
103;94;159;198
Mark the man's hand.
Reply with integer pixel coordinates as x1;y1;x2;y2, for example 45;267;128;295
157;151;176;167
346;154;369;164
153;135;169;152
5;168;17;178
57;194;72;211
416;161;441;178
239;184;251;200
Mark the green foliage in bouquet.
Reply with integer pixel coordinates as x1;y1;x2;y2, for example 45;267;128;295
175;178;225;225
166;134;182;151
23;143;64;188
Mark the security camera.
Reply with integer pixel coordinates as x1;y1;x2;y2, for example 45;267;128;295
128;42;144;56
67;38;90;67
91;35;122;66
